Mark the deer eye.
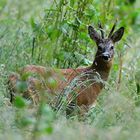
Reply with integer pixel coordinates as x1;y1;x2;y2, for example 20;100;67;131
98;46;102;51
110;46;114;50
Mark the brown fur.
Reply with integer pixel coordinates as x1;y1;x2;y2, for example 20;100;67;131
7;58;112;108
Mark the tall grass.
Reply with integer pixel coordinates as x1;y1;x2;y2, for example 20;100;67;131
0;0;140;139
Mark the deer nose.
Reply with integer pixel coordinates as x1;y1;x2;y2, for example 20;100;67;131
102;53;110;61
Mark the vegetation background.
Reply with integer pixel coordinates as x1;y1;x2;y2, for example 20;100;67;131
0;0;140;139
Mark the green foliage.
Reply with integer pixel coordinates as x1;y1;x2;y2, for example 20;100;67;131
0;0;140;140
14;96;26;108
16;81;28;93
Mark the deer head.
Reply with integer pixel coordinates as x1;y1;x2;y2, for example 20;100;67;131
88;22;124;62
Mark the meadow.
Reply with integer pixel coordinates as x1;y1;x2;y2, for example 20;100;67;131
0;0;140;139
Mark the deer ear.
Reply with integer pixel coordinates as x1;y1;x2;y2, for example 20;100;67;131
88;25;101;43
111;27;124;43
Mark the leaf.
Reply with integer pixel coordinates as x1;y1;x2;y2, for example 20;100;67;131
30;17;35;29
70;0;74;7
21;72;30;81
16;81;28;93
14;96;26;108
20;117;35;127
44;126;53;134
113;64;119;72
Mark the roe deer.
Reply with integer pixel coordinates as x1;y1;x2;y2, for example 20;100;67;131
8;22;124;115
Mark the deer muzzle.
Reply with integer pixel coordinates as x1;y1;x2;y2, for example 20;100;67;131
102;52;111;62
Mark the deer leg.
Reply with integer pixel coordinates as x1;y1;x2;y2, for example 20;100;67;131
7;73;19;103
7;81;15;102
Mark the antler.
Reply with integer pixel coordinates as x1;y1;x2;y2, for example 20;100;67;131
98;21;104;39
108;20;117;38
